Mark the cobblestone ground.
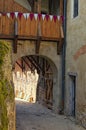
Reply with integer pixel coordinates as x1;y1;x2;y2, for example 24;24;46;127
16;99;85;130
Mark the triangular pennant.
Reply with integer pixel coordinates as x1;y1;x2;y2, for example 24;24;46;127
26;13;30;19
10;12;15;19
15;12;18;18
50;15;53;21
38;14;42;20
7;13;10;18
42;14;45;20
34;13;38;20
53;15;57;22
60;16;64;23
30;13;34;20
45;14;49;21
57;16;60;21
2;13;6;16
18;12;23;19
23;13;27;19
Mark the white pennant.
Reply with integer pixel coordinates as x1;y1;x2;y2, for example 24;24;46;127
57;16;60;21
26;13;30;19
34;13;38;20
42;14;45;20
23;13;27;19
15;12;18;18
7;13;10;18
50;15;53;21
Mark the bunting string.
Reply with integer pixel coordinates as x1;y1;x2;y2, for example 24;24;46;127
0;12;64;22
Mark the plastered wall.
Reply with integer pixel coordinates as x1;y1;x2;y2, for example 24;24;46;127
65;0;86;127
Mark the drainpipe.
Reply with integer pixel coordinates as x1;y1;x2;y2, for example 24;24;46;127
61;0;67;114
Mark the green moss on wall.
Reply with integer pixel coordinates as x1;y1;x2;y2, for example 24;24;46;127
0;41;14;130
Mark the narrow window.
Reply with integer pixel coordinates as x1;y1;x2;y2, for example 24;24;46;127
73;0;78;18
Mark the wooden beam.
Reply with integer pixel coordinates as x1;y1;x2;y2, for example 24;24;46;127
35;37;41;54
57;24;64;54
22;57;32;70
35;9;42;54
0;35;14;39
41;37;60;42
60;0;63;16
57;39;64;54
0;35;61;42
21;58;25;72
34;1;38;12
30;56;43;71
13;35;18;53
46;64;50;72
37;0;41;13
26;56;40;72
16;61;22;70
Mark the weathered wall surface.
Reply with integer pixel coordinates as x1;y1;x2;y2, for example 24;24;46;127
0;41;15;130
65;0;86;127
14;0;31;11
0;0;30;13
12;41;62;112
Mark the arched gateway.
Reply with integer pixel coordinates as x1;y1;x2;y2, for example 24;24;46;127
12;41;62;110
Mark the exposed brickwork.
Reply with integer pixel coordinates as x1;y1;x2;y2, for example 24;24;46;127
0;0;29;13
74;45;86;60
13;1;30;13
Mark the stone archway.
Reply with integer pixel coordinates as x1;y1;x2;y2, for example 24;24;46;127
12;41;62;110
13;54;58;110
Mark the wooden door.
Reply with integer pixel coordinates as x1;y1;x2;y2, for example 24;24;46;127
69;75;76;116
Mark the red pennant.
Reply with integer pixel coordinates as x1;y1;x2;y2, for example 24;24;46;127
38;14;42;20
2;13;6;16
10;12;15;19
53;15;57;22
30;13;34;20
18;13;23;20
45;14;49;21
60;16;64;23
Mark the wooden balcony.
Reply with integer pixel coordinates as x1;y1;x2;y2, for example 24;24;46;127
0;12;64;54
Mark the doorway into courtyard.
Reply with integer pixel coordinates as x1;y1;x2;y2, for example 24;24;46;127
12;55;59;130
13;55;58;109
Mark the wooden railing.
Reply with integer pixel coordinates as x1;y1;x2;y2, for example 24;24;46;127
0;13;64;40
0;13;64;54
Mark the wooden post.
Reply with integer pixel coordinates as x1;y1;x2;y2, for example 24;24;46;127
13;20;18;53
34;1;38;12
35;37;41;54
15;20;18;35
35;0;42;54
37;0;41;13
57;0;64;54
13;35;18;53
60;0;63;16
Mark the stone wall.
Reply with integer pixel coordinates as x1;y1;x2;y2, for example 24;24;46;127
65;0;86;127
0;41;15;130
12;40;62;112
